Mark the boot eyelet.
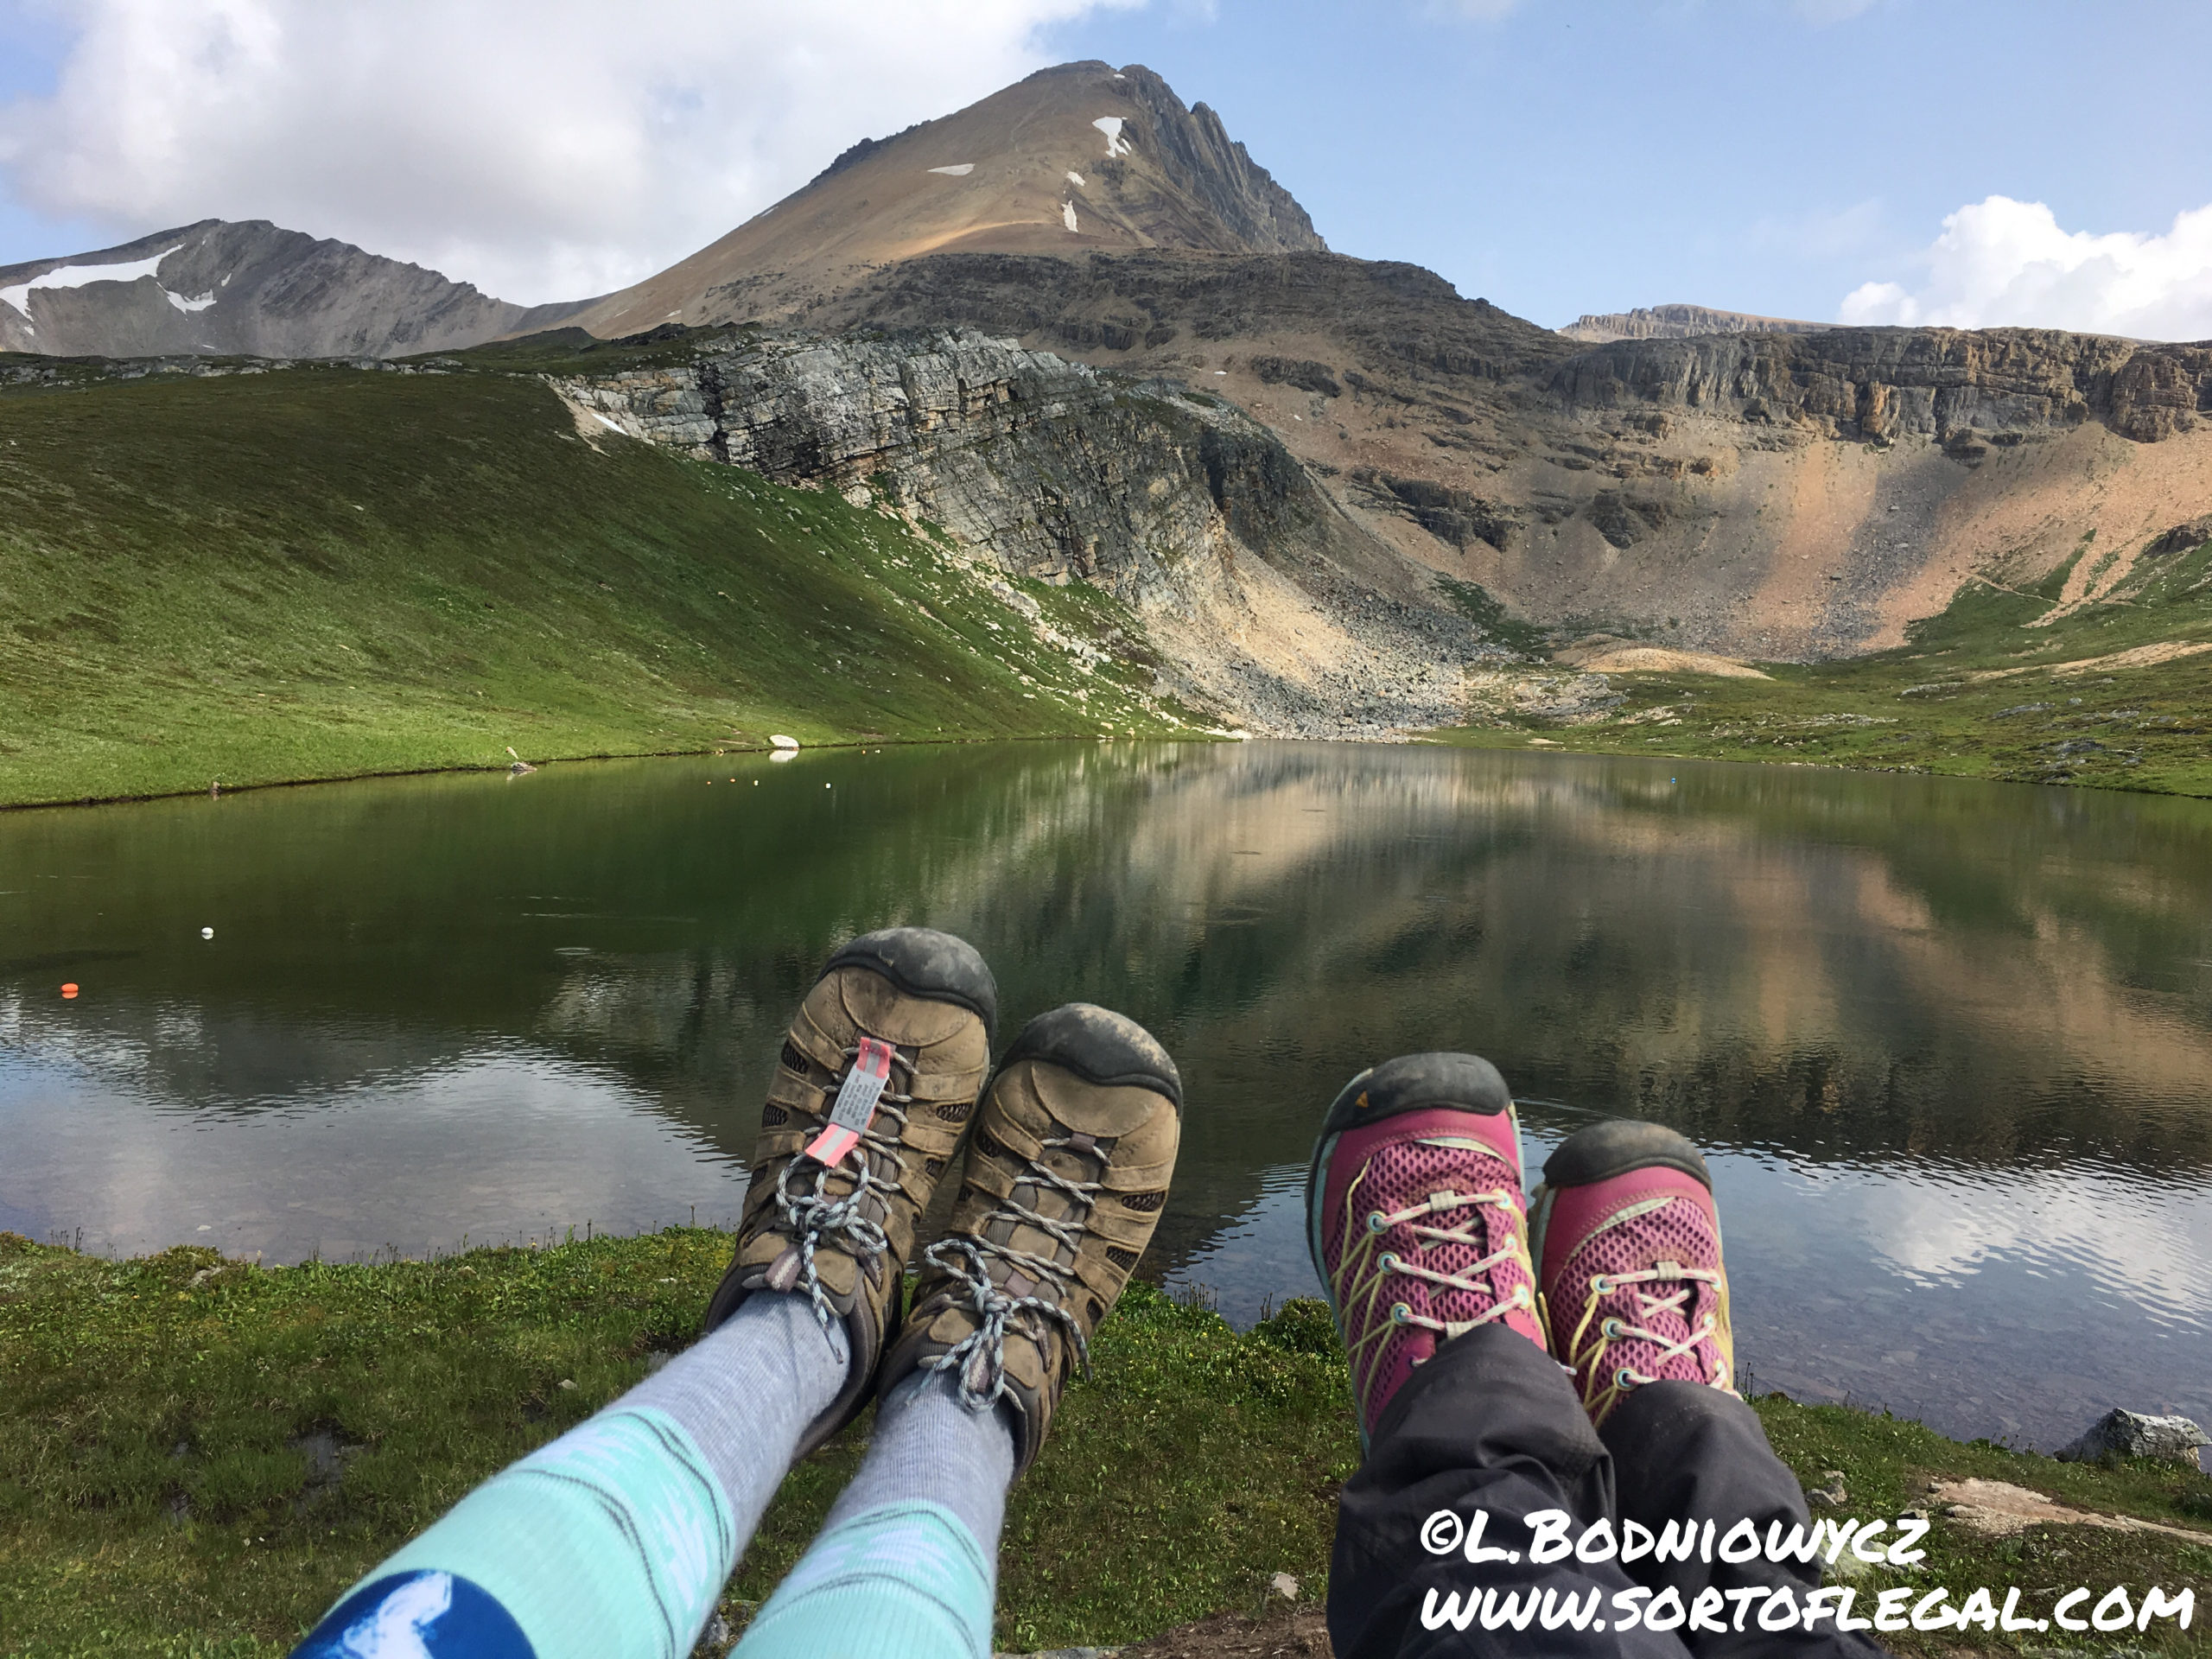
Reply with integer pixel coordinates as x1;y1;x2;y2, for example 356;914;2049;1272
1589;1274;1609;1294
1390;1301;1413;1324
1602;1317;1624;1338
1378;1251;1399;1272
1615;1367;1637;1389
1367;1211;1388;1234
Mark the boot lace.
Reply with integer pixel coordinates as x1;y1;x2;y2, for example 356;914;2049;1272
920;1134;1102;1412
1562;1262;1731;1423
1338;1174;1535;1403
772;1044;915;1332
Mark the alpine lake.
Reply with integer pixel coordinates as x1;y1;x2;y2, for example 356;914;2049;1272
4;740;2209;1460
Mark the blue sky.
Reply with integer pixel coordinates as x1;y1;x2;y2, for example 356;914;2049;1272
3;1;2209;334
1038;0;2212;328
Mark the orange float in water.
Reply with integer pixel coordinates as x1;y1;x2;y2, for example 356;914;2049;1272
60;983;79;999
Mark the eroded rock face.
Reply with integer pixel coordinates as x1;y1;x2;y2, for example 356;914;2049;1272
553;329;1327;608
1548;327;2212;448
553;328;1497;737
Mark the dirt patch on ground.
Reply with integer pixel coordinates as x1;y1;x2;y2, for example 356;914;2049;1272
1115;1609;1333;1658
1968;638;2212;681
1553;640;1771;679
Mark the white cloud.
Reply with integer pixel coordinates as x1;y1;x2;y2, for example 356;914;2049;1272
1840;194;2212;341
0;0;1134;305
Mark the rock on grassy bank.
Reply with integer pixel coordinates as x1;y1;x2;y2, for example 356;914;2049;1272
3;1230;2206;1657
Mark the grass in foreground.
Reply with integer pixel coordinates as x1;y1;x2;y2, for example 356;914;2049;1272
0;355;1197;809
1440;537;2212;800
3;1230;2207;1656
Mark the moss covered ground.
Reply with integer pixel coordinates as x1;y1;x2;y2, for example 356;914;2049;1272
1440;537;2212;801
0;348;1197;810
2;1230;2205;1656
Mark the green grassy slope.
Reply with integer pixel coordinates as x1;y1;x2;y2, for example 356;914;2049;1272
1443;537;2212;798
0;356;1191;809
3;1232;2206;1656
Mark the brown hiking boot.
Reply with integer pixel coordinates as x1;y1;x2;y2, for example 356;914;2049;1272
880;1003;1182;1474
704;927;997;1456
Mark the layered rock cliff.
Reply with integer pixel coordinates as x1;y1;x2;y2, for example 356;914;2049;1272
1548;327;2212;446
551;327;1492;736
1557;304;1828;344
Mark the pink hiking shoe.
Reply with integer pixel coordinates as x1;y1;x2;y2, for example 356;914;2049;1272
1529;1119;1737;1429
1304;1053;1545;1440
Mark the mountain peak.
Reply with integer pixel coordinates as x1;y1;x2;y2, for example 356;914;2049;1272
0;219;588;359
564;61;1324;340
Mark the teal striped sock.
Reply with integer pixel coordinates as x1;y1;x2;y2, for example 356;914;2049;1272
291;1293;847;1659
731;1500;996;1659
732;1369;1015;1659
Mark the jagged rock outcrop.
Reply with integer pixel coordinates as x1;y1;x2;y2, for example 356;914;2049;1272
0;220;590;359
1110;66;1325;257
1558;304;1828;344
555;328;1322;604
546;329;1322;586
553;328;1494;737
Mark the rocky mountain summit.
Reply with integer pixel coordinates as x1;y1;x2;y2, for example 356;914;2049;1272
561;63;1321;342
0;220;589;359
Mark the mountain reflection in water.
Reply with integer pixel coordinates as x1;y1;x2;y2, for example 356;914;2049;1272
4;741;2209;1454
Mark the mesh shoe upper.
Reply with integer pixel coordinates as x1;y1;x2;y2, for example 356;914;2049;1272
1532;1128;1736;1429
1306;1055;1544;1441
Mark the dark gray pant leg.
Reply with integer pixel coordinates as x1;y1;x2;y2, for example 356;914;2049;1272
1602;1382;1890;1659
1327;1326;1690;1659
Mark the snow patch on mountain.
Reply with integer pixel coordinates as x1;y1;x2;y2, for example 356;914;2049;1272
927;163;975;176
0;245;182;317
1092;116;1130;157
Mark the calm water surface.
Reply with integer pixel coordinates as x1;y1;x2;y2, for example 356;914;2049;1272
4;742;2210;1456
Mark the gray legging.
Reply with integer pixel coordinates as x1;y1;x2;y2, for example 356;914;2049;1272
1328;1325;1892;1659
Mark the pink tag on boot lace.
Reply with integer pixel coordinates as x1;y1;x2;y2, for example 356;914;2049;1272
804;1038;895;1166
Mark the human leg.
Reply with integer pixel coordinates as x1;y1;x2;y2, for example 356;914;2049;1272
732;1001;1184;1659
1533;1120;1888;1659
290;927;997;1659
1310;1055;1688;1659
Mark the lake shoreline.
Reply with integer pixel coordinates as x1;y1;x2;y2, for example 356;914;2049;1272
0;729;1140;815
4;1229;2208;1657
11;714;2204;818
